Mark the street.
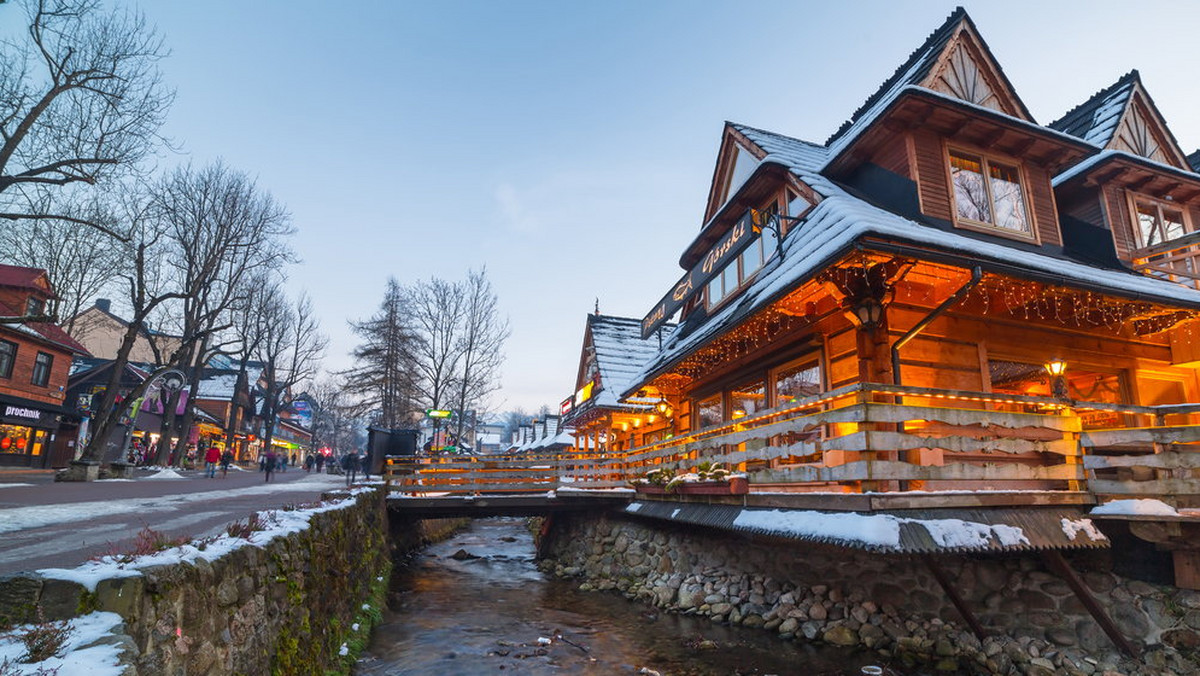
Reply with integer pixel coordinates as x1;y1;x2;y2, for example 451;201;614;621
0;466;362;576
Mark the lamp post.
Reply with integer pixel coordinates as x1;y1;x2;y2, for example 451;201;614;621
1044;358;1069;399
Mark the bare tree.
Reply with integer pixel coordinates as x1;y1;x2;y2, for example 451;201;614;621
407;277;465;446
341;278;420;428
450;268;509;448
0;0;172;240
151;161;294;464
0;191;126;329
310;377;359;457
254;289;327;454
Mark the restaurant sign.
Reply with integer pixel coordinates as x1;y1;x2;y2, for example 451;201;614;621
640;209;762;338
0;403;57;428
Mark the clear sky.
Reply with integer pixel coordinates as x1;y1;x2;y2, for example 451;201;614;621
105;0;1200;413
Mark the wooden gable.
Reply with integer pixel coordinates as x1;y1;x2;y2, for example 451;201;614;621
703;125;768;223
918;21;1029;121
1108;83;1190;170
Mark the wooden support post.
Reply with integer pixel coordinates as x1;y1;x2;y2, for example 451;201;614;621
1042;550;1139;657
921;554;987;641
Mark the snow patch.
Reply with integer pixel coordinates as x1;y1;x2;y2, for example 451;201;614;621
0;611;127;676
1092;499;1179;516
733;509;1029;549
1061;518;1107;542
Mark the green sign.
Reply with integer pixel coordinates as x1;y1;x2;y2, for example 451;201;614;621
425;408;453;419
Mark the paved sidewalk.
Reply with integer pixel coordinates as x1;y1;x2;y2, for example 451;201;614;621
0;465;370;576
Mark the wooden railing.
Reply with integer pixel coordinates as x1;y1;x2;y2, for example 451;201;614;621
384;384;1200;502
1132;231;1200;290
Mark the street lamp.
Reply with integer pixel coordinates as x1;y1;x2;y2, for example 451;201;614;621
1044;358;1069;399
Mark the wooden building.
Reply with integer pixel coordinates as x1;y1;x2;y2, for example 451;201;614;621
568;9;1200;586
0;264;90;467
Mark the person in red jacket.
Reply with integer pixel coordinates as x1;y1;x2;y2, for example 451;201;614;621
204;446;221;478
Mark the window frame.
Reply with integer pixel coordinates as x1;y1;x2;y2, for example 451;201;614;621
704;202;782;312
770;353;825;407
0;340;15;379
31;351;53;387
945;144;1038;243
1126;191;1191;251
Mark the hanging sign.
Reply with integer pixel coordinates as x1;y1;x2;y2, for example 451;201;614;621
640;209;762;338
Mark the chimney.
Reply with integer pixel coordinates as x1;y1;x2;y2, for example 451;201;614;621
95;298;111;313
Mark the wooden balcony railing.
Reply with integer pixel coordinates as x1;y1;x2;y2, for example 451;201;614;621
384;384;1200;503
1132;231;1200;290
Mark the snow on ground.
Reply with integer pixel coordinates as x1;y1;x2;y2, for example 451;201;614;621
143;468;186;480
0;483;33;488
733;509;1030;549
0;472;344;535
1091;499;1180;516
0;611;126;676
39;486;373;592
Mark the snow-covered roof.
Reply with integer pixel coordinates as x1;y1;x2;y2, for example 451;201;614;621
1048;70;1137;147
586;314;670;409
623;123;1200;394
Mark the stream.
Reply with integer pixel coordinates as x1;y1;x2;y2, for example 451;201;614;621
357;517;914;675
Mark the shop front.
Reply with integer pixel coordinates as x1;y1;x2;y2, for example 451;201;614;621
0;394;67;468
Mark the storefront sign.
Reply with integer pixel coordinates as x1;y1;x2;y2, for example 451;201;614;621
0;402;57;428
641;209;761;338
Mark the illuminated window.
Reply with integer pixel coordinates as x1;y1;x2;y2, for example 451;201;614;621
31;352;52;387
695;394;722;429
948;149;1030;235
1131;195;1187;248
773;358;822;405
0;340;14;379
729;378;766;419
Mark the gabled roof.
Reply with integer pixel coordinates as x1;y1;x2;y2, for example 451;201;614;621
623;124;1200;394
1189;150;1200;173
0;299;89;355
1048;70;1138;146
0;264;56;298
1048;70;1190;170
825;7;1032;148
580;314;669;409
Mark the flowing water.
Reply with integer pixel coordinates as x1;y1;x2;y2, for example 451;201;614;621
357;517;911;676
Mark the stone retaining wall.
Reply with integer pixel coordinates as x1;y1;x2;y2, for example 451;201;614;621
0;488;391;675
538;512;1200;676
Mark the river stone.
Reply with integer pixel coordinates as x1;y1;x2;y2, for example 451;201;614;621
704;593;725;605
742;614;765;628
1046;627;1078;646
975;561;1010;592
808;603;827;620
1017;589;1056;611
801;621;822;640
214;578;239;607
1126;580;1159;597
1027;657;1057;675
1162;628;1200;651
851;605;870;624
823;625;858;646
1185;609;1200;630
778;618;799;635
871;583;908;609
1176;590;1200;609
1110;602;1151;637
613;533;629;554
710;602;732;616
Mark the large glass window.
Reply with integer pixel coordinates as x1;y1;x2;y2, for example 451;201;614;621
949;149;1030;235
774;359;823;405
0;340;15;379
729;378;767;419
695;394;722;430
1133;196;1187;248
723;145;759;205
31;352;52;387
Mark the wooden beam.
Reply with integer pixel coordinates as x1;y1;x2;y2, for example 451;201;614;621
1042;551;1139;657
922;554;988;641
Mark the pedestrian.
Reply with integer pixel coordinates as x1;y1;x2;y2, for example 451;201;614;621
304;454;315;473
220;449;234;478
342;452;359;487
315;453;326;473
259;453;266;472
264;449;277;483
204;445;221;478
360;452;370;481
290;453;297;468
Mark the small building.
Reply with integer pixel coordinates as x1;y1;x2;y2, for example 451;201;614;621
0;264;90;467
67;298;180;364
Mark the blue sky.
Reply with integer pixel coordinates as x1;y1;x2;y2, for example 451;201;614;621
117;1;1200;412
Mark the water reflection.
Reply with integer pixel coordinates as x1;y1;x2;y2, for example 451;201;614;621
358;517;904;675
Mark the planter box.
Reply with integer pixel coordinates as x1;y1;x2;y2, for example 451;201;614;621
634;477;749;496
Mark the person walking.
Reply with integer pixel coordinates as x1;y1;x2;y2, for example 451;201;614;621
204;446;221;478
315;453;326;473
220;449;234;478
342;452;359;487
264;449;277;483
304;454;315;473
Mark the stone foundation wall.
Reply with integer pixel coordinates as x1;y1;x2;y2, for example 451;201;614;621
0;488;391;675
539;513;1200;676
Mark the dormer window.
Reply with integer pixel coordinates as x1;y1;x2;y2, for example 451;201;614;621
1130;194;1187;248
948;148;1032;238
25;297;43;317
